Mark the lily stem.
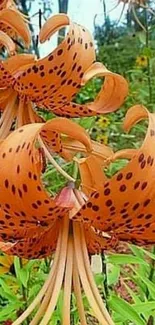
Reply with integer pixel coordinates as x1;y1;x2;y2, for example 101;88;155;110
101;251;110;312
144;7;153;105
19;258;29;325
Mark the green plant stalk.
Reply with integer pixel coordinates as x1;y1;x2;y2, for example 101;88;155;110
144;7;153;105
19;258;29;325
101;251;110;312
146;246;155;300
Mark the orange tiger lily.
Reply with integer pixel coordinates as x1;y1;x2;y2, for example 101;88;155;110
0;117;115;325
13;14;128;118
0;14;128;140
113;0;154;30
73;105;155;249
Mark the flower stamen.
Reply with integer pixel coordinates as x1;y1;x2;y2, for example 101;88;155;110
39;137;75;182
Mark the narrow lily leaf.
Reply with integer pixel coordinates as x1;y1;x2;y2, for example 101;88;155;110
133;301;155;314
131;267;155;299
106;254;148;265
129;244;155;261
129;244;145;259
139;247;155;261
18;267;29;288
109;295;145;325
107;265;120;286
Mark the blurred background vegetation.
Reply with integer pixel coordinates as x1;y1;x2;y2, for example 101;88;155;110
1;1;155;324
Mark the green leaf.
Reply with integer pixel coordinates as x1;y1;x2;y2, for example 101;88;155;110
94;273;104;287
108;265;120;286
0;278;18;300
0;302;22;321
106;254;148;265
133;301;155;314
14;257;21;285
109;295;145;325
79;117;95;129
131;267;155;299
137;32;146;45
19;267;29;288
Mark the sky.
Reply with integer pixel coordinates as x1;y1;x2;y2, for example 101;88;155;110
30;0;127;56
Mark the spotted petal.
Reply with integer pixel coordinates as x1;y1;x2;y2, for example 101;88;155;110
0;118;91;244
13;14;95;113
0;220;61;259
74;105;155;248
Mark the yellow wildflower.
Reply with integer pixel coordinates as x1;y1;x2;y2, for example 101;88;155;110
96;134;108;145
0;254;27;275
96;116;110;128
136;55;147;67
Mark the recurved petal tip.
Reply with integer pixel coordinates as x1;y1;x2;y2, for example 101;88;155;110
39;13;70;43
123;105;148;133
0;9;31;48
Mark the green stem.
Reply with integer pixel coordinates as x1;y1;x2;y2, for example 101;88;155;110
144;8;152;105
146;246;155;301
19;258;29;325
101;251;109;312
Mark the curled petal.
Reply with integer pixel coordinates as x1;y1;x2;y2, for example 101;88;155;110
123;104;148;132
80;62;129;114
39;13;70;43
0;54;35;89
40;118;92;159
0;9;31;47
3;54;35;74
62;137;113;164
77;156;108;196
107;148;137;163
0;31;15;55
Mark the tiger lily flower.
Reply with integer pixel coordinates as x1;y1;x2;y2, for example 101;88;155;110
12;14;128;119
0;14;128;140
113;1;154;30
0;117;115;325
73;105;155;249
0;13;128;140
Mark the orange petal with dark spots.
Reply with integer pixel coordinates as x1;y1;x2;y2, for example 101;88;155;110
74;105;155;248
3;54;35;74
0;118;91;253
14;14;95;114
0;220;61;259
